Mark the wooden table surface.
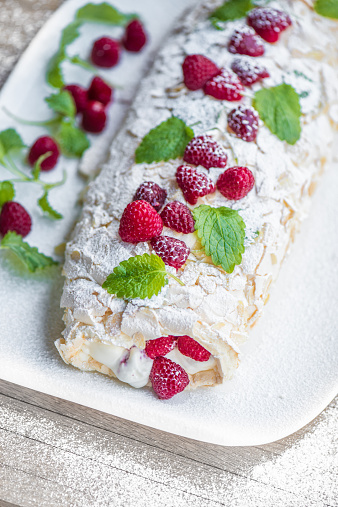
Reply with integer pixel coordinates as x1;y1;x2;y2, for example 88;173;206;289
0;1;337;506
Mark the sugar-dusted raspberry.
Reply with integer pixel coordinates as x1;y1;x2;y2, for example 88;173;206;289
182;54;220;91
228;105;259;142
231;57;269;87
228;26;265;57
81;101;107;133
248;8;292;43
151;235;190;269
87;76;113;106
203;68;244;101
28;136;60;172
160;201;195;234
63;84;88;114
0;201;32;237
217;166;255;200
119;200;163;243
176;165;215;205
183;135;228;170
91;37;120;67
133;181;167;212
145;336;177;359
122;19;147;52
149;356;189;399
177;336;211;362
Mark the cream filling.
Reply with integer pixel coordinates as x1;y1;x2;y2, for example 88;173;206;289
165;348;216;375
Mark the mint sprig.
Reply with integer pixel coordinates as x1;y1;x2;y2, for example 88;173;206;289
75;2;135;24
314;0;338;18
210;0;253;25
45;90;76;119
56;119;90;158
0;181;15;207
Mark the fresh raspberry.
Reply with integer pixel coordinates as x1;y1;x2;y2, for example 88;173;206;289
133;181;167;212
228;26;265;57
183;135;228;170
182;54;220;91
0;201;32;237
81;101;107;133
122;19;147;52
203;68;244;101
91;37;120;67
28;136;60;172
177;336;211;362
231;57;269;87
119;200;163;243
228;106;259;142
176;165;215;205
248;8;292;43
149;356;189;399
145;336;177;359
63;84;88;114
160;201;195;234
87;76;113;106
151;235;190;269
217;166;255;200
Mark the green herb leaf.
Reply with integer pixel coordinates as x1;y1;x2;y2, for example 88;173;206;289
45;90;76;119
57;120;90;157
135;117;194;164
60;20;82;47
210;0;253;23
75;2;134;25
193;205;245;274
0;128;25;162
253;84;301;145
0;231;58;272
314;0;338;18
0;181;15;207
38;192;63;220
46;49;66;89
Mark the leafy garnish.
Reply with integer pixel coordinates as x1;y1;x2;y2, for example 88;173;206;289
135;117;194;164
0;181;15;207
46;49;67;89
57;120;90;157
314;0;338;18
38;192;63;220
75;2;135;24
0;129;25;163
253;84;301;145
210;0;253;23
45;90;76;119
60;20;82;47
193;205;245;274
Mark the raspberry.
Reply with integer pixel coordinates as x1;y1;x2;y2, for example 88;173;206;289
248;8;292;43
119;200;163;243
149;356;189;399
182;54;220;91
231;57;269;87
228;106;259;142
87;76;113;106
176;165;215;205
183;135;228;170
228;26;265;57
133;181;167;212
177;336;211;362
145;336;177;359
217;166;255;200
160;201;195;234
63;85;88;114
28;136;60;172
203;68;244;101
0;201;32;237
151;235;190;269
122;19;147;52
91;37;120;67
81;101;107;133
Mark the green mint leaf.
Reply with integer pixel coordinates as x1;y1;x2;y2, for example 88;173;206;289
193;205;245;274
103;253;169;300
46;49;66;89
60;20;82;47
253;84;301;145
210;0;253;23
135;117;194;164
0;231;58;272
32;152;52;180
45;90;76;119
0;181;15;207
0;128;25;162
75;2;135;25
38;192;63;220
314;0;338;18
57;120;90;157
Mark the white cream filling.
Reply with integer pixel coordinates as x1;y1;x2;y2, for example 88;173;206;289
166;348;216;375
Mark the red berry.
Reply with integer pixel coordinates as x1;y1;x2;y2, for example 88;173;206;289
160;201;195;234
149;356;189;399
81;101;107;133
177;336;211;362
28;136;60;172
133;181;167;212
183;135;228;170
228;106;259;142
248;8;292;43
231;57;269;87
87;76;113;106
217;166;255;200
182;54;220;91
91;37;120;67
203;68;244;101
63;84;88;114
176;165;215;205
0;201;32;237
122;19;147;52
228;26;265;57
145;336;177;359
119;200;163;243
151;235;190;269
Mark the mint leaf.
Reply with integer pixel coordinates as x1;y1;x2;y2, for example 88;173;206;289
57;120;90;157
0;231;58;272
135;117;194;164
45;90;76;119
0;128;25;162
193;205;245;274
314;0;338;18
210;0;253;23
38;192;63;220
46;49;66;89
0;181;15;207
60;20;82;47
75;2;134;25
253;84;301;145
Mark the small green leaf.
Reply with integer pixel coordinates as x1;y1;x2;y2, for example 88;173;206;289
38;192;63;220
193;205;246;274
0;181;15;207
32;152;52;180
210;0;253;23
57;120;90;158
0;231;58;272
60;20;82;47
46;49;66;89
314;0;338;18
45;90;76;119
0;128;25;162
75;2;135;25
253;84;301;145
135;117;194;164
